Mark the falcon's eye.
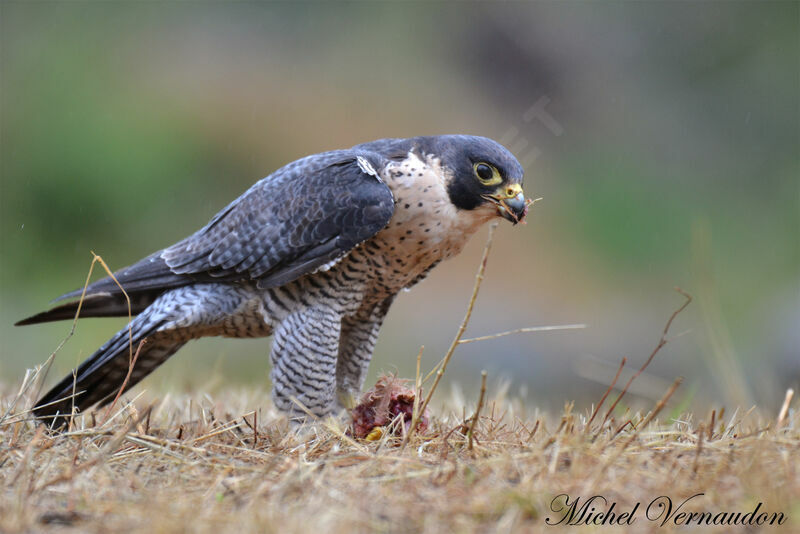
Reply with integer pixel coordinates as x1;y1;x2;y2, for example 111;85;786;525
473;162;502;186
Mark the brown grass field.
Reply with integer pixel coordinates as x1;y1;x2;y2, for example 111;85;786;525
0;382;797;533
1;232;798;533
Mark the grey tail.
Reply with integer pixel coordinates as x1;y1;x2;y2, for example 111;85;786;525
16;251;194;327
15;292;160;326
33;312;185;429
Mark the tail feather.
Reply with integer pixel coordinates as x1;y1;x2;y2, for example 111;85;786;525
16;251;194;327
33;314;184;428
15;292;158;326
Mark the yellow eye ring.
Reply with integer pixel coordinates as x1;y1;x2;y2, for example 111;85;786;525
473;162;502;186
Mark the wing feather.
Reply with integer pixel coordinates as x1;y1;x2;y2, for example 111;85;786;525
162;149;394;288
48;150;394;305
17;147;397;326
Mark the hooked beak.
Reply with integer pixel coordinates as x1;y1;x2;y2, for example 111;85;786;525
483;183;529;225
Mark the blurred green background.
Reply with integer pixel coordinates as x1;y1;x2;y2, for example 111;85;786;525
1;2;797;412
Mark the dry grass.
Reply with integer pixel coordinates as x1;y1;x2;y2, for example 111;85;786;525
0;384;798;533
2;228;797;532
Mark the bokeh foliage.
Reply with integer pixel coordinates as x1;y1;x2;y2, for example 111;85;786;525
1;2;797;409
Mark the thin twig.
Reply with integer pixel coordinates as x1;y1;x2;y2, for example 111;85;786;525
3;253;136;429
633;376;683;433
467;371;488;452
527;419;540;442
692;423;705;476
62;252;135;412
2;256;104;424
602;288;692;425
589;376;683;489
457;324;586;344
417;223;498;422
585;357;626;432
253;410;259;448
613;419;633;437
777;388;794;429
401;346;425;449
708;409;716;440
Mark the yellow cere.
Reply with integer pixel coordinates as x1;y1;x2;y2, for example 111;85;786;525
497;182;523;199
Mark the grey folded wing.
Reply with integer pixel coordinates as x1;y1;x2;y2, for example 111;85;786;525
18;150;395;326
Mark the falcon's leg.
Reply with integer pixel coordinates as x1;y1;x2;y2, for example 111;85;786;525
270;307;342;423
335;297;394;409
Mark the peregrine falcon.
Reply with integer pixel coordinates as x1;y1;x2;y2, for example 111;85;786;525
18;135;527;427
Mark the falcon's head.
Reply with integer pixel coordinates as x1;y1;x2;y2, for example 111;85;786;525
425;135;528;224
